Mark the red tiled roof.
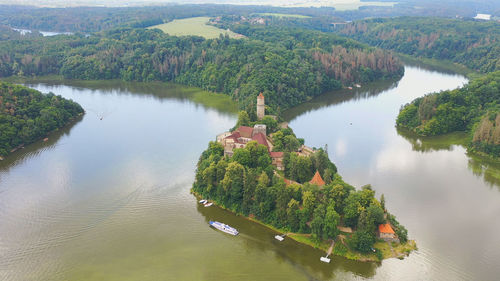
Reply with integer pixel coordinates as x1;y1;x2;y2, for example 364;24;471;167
225;131;241;141
237;126;253;138
378;223;395;234
270;152;284;158
251;133;269;148
258;92;264;99
309;170;325;186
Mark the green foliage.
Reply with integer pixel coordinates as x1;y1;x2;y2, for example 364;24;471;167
397;71;500;157
284;153;314;183
323;204;340;240
0;82;83;156
387;213;409;243
0;24;402;112
341;17;500;73
235;111;250;128
348;230;375;253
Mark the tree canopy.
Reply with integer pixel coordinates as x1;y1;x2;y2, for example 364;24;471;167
0;82;84;156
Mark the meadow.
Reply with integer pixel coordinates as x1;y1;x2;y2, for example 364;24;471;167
148;17;242;39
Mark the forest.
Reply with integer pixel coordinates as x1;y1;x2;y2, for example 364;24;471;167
0;82;84;157
397;71;500;157
340;17;500;73
0;25;403;112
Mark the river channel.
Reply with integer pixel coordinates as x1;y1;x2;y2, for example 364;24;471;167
1;65;499;280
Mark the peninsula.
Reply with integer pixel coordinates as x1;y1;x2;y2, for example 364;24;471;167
0;82;84;158
193;93;416;262
397;71;500;158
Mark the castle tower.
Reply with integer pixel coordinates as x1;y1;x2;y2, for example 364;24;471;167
257;92;265;120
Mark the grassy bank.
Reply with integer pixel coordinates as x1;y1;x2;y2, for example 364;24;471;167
192;190;416;262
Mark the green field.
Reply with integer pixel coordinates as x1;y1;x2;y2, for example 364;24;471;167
255;13;311;18
147;17;242;39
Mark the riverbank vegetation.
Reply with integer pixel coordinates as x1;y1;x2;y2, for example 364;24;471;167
0;82;83;157
397;71;500;158
192;125;414;261
340;17;500;74
0;24;402;112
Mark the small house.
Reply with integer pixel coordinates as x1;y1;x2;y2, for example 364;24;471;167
378;223;397;241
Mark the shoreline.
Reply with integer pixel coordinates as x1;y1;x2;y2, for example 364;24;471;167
0;112;84;160
192;190;416;263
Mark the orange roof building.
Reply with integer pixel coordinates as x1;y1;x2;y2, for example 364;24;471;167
309;170;325;186
378;223;395;234
378;223;396;240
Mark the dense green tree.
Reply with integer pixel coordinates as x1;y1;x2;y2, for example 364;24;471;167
348;230;375;253
0;82;83;156
323;204;340;240
341;17;500;73
397;71;500;157
287;199;300;232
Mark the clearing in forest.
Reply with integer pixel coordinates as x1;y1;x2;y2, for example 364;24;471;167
147;17;242;39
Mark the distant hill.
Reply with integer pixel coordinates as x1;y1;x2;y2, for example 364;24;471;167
340;17;500;73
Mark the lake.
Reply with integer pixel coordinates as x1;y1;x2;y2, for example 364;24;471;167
1;65;499;280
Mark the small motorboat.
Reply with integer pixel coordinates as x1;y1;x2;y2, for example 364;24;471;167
274;235;285;241
320;256;331;263
347;86;353;90
204;202;213;207
199;199;207;204
355;84;361;88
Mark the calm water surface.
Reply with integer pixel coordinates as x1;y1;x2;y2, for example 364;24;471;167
0;66;499;280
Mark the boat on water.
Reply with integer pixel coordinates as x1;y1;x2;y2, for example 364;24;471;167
209;221;239;235
274;235;284;241
204;202;213;207
320;256;331;263
199;199;207;204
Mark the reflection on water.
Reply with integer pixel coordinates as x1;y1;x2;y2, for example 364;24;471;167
397;128;500;189
396;128;468;153
467;155;500;188
283;78;399;121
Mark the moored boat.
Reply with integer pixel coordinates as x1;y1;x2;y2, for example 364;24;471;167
209;221;239;235
204;202;213;207
199;199;207;204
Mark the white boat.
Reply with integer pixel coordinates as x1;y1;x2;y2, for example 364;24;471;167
209;221;239;235
199;199;207;204
320;256;331;263
274;235;284;241
347;86;353;90
355;84;361;88
204;202;213;207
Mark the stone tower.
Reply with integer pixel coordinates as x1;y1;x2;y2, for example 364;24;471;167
257;92;265;120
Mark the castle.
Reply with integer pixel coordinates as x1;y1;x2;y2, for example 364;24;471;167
217;93;325;179
216;93;284;170
216;93;316;173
